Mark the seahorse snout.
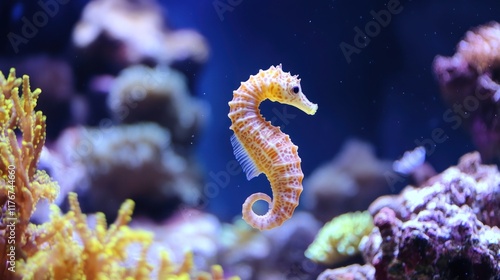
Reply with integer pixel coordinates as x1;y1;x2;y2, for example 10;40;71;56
292;94;318;115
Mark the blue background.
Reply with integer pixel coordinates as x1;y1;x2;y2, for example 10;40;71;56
1;0;499;221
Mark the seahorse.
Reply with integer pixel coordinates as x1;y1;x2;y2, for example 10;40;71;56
228;64;318;230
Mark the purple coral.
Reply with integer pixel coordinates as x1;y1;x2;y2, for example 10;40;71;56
359;152;500;279
321;152;500;279
433;22;500;161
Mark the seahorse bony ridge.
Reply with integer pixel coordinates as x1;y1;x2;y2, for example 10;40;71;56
228;64;317;230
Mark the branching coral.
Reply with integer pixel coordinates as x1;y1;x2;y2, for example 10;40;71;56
305;211;373;265
0;56;78;140
0;68;59;278
18;193;151;279
18;193;235;280
0;69;238;279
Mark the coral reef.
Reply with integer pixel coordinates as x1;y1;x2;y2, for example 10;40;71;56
72;0;208;74
324;152;500;279
22;193;158;278
19;193;235;280
108;65;207;151
317;264;375;280
456;22;500;73
260;212;323;279
218;211;324;280
54;64;208;220
0;3;216;275
0;56;77;139
31;146;82;224
392;146;437;186
218;217;270;280
0;0;210;223
0;69;238;280
433;22;500;161
56;64;208;220
303;139;394;223
0;69;59;278
305;211;373;265
57;122;203;220
129;208;324;280
130;209;222;273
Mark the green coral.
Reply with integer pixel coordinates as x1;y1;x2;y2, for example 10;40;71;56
305;211;374;265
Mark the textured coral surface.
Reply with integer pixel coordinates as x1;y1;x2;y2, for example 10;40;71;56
358;152;500;280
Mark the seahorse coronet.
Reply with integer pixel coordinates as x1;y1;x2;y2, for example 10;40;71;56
227;64;318;230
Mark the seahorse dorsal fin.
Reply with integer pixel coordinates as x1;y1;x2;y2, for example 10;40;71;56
231;134;262;180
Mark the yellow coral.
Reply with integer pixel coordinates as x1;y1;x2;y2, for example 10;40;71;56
305;211;374;265
457;21;500;72
0;68;59;279
19;193;233;280
0;69;238;280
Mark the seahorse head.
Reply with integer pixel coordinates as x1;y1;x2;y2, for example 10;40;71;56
263;64;318;115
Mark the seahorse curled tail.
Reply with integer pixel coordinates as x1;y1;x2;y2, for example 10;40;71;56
227;64;317;230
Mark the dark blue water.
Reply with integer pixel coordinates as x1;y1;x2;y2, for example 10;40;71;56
1;0;499;222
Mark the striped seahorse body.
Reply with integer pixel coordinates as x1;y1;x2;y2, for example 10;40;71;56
228;64;318;230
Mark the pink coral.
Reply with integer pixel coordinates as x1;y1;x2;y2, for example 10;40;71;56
433;22;500;161
361;152;500;279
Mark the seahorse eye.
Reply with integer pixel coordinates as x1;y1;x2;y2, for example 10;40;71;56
292;86;300;94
